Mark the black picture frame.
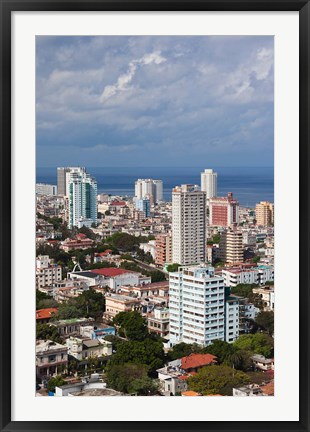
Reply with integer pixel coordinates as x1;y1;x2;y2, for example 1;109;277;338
1;1;309;431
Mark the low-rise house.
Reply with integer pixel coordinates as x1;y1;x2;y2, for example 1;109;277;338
80;325;116;339
147;307;169;338
67;271;101;287
90;268;151;289
60;234;94;252
156;363;189;396
36;308;58;324
252;286;275;311
251;354;274;371
66;337;112;360
156;353;217;395
233;383;264;396
36;340;68;379
55;374;123;396
181;353;217;373
51;317;95;337
53;285;88;303
122;281;169;299
104;294;142;320
36;255;62;289
93;250;113;263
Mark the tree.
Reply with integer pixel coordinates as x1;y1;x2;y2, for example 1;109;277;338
188;364;250;396
233;333;274;358
36;323;62;343
166;263;181;273
47;375;65;393
167;342;202;361
230;283;259;298
149;270;167;283
113;311;148;341
36;290;58;309
252;256;261;263
248;292;264;309
103;335;125;351
53;289;105;320
255;311;274;336
202;340;235;364
108;339;165;374
105;363;158;394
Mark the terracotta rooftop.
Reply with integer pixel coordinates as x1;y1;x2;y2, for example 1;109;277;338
260;380;274;396
91;268;137;277
181;391;201;396
36;308;58;320
181;353;217;370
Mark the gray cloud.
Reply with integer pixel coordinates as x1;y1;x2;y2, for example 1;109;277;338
36;36;274;167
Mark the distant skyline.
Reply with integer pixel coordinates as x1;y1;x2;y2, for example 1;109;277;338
36;36;274;168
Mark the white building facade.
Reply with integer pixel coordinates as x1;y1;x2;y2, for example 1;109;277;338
169;265;225;346
134;179;163;203
222;265;274;287
201;169;217;199
36;183;58;196
68;170;97;229
172;184;206;265
225;297;239;343
36;255;62;289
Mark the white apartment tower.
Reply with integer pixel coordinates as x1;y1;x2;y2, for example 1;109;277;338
68;170;97;229
169;265;225;346
172;184;206;265
135;179;163;203
201;169;217;199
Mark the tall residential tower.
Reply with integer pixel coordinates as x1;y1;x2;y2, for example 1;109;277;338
201;169;217;199
172;184;206;265
67;170;97;229
169;265;226;346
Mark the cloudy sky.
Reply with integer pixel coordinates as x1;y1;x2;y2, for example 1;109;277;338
36;36;274;167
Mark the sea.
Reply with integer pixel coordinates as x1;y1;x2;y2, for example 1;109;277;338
36;166;274;208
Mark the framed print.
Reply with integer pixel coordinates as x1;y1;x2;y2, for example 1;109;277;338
1;1;309;431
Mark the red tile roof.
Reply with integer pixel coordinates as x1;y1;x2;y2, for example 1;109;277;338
76;233;87;239
91;268;136;277
36;308;58;320
260;380;274;396
181;353;217;370
181;391;201;396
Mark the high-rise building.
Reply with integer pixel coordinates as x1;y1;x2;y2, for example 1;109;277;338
155;233;172;267
68;170;97;229
134;179;163;203
201;169;217;199
135;198;151;218
57;167;86;196
209;192;239;227
169;265;225;346
36;183;57;196
220;228;244;264
172;184;206;265
255;201;274;226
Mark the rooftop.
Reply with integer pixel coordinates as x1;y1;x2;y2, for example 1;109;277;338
36;308;58;320
181;353;217;370
91;268;137;277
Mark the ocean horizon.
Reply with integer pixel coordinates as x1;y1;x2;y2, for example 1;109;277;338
36;166;274;208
